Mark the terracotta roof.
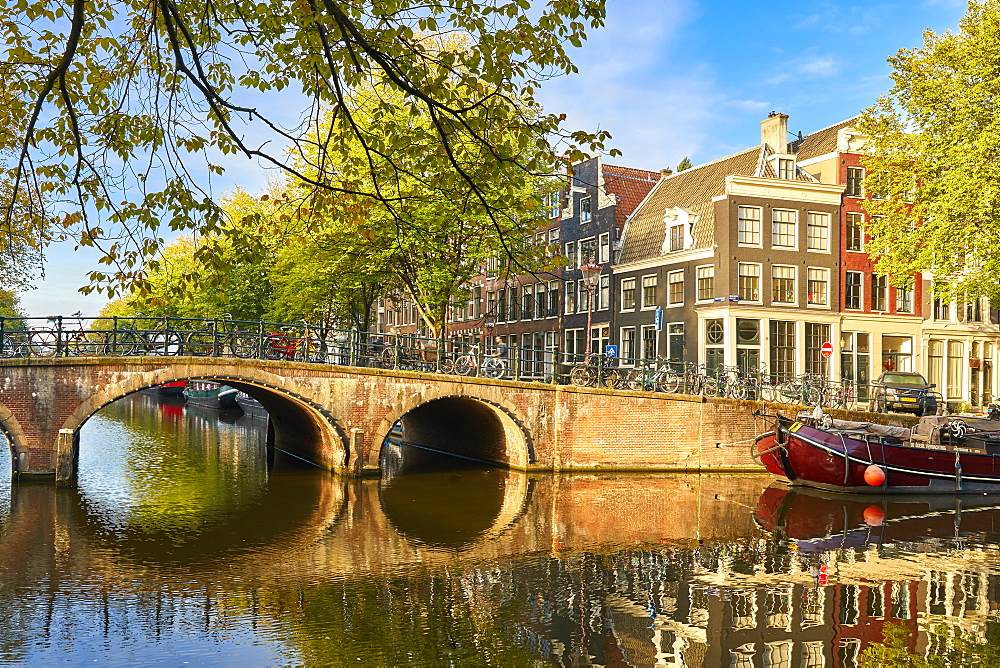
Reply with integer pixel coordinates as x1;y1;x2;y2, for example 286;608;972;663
618;146;764;265
793;116;859;161
602;164;660;228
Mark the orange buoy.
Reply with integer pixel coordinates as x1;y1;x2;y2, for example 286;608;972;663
863;505;885;526
864;464;886;486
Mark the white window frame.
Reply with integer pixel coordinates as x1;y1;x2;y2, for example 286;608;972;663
668;222;685;252
598;232;611;264
620;277;636;311
579;195;592;222
620;326;636;365
806;267;829;307
846;166;865;198
771;265;797;305
641;274;658;310
564;280;576;315
696;265;714;302
737;205;762;247
598;274;610;311
667;270;685;306
737;263;762;303
845;212;864;252
577;236;597;265
844;271;864;310
806;211;830;252
771;209;798;249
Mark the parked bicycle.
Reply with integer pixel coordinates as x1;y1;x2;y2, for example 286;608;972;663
569;353;621;388
454;344;509;379
263;320;327;362
623;356;680;392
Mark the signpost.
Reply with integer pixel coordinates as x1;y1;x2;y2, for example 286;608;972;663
654;308;663;331
821;341;833;358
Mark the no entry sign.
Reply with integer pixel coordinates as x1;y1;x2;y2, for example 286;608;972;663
821;341;834;358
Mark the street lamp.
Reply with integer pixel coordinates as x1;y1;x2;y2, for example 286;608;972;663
481;312;496;346
579;257;603;356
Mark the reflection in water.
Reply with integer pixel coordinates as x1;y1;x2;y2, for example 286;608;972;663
0;395;998;665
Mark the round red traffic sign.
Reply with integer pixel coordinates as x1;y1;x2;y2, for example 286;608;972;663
821;341;833;358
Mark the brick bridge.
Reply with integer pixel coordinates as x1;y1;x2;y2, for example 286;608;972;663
0;356;772;483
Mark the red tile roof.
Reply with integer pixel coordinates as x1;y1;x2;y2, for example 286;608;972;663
601;164;661;228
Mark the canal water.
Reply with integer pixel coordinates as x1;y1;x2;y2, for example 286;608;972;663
0;394;998;666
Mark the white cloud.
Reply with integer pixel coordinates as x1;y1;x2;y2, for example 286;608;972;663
798;57;839;77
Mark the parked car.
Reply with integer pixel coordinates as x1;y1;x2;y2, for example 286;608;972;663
870;371;940;416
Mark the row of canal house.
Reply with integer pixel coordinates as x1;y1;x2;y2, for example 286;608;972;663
378;113;1000;409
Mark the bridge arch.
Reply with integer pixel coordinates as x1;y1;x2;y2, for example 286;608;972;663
376;393;533;471
57;365;349;482
0;404;30;473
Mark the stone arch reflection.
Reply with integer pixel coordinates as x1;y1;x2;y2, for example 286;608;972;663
379;467;531;550
69;393;348;570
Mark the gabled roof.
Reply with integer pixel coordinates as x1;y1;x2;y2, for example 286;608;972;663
793;116;859;161
618;146;764;265
602;164;660;227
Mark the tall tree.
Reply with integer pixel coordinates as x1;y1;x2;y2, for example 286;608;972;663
858;0;1000;301
2;1;612;298
292;65;557;337
676;156;692;172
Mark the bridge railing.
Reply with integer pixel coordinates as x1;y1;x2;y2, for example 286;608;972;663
0;315;872;409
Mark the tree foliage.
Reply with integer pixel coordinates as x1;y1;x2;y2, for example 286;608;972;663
293;71;557;335
2;0;612;297
858;0;1000;301
676;156;692;172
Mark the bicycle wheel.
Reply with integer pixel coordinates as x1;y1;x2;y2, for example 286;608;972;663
438;357;455;374
184;332;214;356
74;333;105;356
701;378;720;397
625;369;644;391
454;356;475;376
29;330;58;357
729;380;749;400
759;383;779;403
657;372;681;393
1;333;26;358
598;368;621;388
570;366;595;387
228;333;257;358
481;357;506;379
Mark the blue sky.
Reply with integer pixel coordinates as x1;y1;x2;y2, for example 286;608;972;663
23;0;969;317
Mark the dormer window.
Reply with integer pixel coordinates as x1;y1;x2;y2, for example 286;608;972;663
778;158;795;180
669;221;684;252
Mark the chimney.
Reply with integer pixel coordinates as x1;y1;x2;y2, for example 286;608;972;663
660;168;673;179
760;112;789;153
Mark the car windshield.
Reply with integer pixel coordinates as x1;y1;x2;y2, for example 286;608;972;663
881;373;928;387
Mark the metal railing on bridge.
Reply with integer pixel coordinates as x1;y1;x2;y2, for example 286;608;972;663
0;314;884;411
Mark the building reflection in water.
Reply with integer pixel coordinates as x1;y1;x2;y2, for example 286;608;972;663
0;395;996;665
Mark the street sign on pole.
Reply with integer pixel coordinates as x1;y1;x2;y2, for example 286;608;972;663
605;345;618;358
821;341;834;358
654;308;663;331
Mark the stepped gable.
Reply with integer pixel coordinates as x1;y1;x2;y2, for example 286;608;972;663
793;116;859;161
601;164;660;228
618;146;764;265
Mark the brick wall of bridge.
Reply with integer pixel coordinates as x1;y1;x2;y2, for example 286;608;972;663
0;358;777;479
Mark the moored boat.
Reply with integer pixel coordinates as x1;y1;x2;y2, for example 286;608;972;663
234;391;267;419
753;483;1000;552
754;412;1000;494
183;380;240;410
139;380;187;397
